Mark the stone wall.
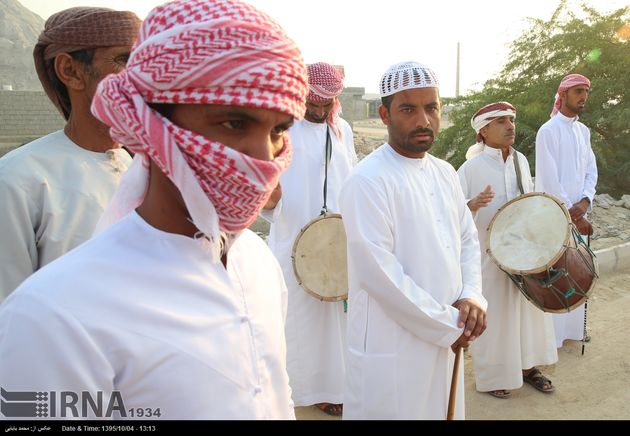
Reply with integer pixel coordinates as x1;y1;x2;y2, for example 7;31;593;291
0;90;64;155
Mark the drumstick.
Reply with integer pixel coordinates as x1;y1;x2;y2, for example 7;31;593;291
447;346;462;420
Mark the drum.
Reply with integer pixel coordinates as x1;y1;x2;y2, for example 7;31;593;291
291;213;348;302
486;192;598;313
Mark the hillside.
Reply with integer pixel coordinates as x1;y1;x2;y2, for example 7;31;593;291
0;0;44;90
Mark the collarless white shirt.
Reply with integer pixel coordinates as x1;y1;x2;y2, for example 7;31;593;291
0;212;295;419
535;112;598;208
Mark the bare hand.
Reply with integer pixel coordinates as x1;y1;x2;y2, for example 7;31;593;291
263;183;282;210
452;298;487;345
467;185;494;212
569;198;589;221
573;215;593;236
451;334;471;353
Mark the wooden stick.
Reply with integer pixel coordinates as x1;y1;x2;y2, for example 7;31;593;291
447;346;462;420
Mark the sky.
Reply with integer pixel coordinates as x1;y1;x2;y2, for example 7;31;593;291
16;0;630;97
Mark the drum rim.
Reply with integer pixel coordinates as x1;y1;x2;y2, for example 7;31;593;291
486;192;572;275
291;212;348;302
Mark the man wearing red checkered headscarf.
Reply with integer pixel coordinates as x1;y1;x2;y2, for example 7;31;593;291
535;73;598;350
262;62;356;417
0;0;308;419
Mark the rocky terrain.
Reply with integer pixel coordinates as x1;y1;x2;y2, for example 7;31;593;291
0;0;44;91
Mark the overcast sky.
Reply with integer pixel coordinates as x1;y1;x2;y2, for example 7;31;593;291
17;0;629;96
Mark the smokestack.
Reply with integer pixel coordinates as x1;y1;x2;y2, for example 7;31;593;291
456;42;461;98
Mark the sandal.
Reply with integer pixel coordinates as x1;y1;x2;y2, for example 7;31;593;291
523;368;555;393
316;402;343;417
487;390;511;399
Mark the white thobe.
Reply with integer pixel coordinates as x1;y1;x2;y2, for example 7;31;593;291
458;146;557;392
0;212;295;420
535;113;598;346
264;119;356;406
338;144;486;420
0;130;131;301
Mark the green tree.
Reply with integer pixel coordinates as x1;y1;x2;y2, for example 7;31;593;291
433;0;630;196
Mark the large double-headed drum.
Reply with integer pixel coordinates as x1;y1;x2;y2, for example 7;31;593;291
486;192;598;313
291;213;348;302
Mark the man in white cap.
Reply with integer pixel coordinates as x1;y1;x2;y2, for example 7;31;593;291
535;73;597;348
338;61;487;419
458;102;557;399
263;62;356;417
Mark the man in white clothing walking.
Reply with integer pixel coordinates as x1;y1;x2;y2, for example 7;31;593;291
458;101;558;399
535;73;597;347
264;62;356;417
339;61;487;420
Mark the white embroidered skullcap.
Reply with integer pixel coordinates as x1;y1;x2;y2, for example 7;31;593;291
379;61;439;97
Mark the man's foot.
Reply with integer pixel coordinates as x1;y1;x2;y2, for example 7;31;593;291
315;402;343;416
487;389;511;399
523;368;555;393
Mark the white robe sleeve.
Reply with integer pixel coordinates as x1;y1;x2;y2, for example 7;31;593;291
0;294;115;418
452;170;485;306
0;181;38;301
344;129;358;167
259;198;283;224
582;129;598;210
339;176;462;349
535;128;571;206
456;162;478;217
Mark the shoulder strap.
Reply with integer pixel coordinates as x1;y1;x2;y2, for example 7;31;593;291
513;151;525;195
320;125;333;215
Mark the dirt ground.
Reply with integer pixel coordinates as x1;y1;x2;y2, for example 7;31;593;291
295;269;630;420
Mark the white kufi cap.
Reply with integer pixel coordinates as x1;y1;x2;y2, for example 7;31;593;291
379;61;439;97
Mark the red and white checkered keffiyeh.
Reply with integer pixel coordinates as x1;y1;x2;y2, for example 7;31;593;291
550;73;591;117
307;62;344;138
91;0;308;251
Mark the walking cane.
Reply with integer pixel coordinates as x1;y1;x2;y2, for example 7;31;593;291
447;346;462;420
582;233;591;356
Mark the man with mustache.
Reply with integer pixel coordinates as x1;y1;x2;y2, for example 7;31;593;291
263;62;356;417
535;74;597;348
338;61;487;419
0;7;141;300
0;0;308;419
458;102;558;399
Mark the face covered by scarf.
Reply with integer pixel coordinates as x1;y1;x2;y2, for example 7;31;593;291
91;0;308;242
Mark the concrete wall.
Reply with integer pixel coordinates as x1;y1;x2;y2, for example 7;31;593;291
0;90;64;154
338;87;376;126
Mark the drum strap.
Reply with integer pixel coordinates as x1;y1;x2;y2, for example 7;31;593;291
320;126;333;215
512;151;525;195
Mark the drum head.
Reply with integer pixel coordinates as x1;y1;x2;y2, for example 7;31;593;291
292;213;348;301
487;193;571;274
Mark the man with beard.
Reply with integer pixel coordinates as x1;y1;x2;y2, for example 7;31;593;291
338;61;487;419
535;74;597;348
0;0;308;419
263;62;356;417
0;7;141;300
458;102;557;399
